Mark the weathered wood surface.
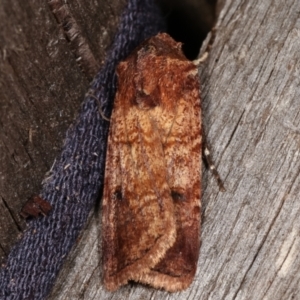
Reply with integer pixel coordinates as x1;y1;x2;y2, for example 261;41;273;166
49;0;300;299
1;0;300;299
0;0;126;261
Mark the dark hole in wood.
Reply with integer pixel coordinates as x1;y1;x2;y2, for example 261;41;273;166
157;0;218;60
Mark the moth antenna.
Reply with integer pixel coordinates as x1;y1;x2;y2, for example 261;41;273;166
193;26;217;66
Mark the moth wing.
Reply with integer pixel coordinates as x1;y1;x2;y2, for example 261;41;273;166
102;63;177;291
137;60;202;291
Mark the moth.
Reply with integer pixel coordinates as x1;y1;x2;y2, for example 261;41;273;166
102;33;202;292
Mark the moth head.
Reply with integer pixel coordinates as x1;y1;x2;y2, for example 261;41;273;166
143;33;185;60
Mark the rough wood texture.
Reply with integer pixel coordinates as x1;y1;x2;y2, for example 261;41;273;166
49;0;300;299
0;0;126;262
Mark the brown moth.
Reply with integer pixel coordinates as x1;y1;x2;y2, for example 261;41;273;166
102;33;201;292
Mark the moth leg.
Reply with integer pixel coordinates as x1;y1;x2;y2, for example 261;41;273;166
202;133;225;192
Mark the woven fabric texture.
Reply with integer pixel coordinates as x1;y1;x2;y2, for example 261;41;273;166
0;0;164;299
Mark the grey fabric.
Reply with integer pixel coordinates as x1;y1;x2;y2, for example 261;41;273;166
0;0;164;299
